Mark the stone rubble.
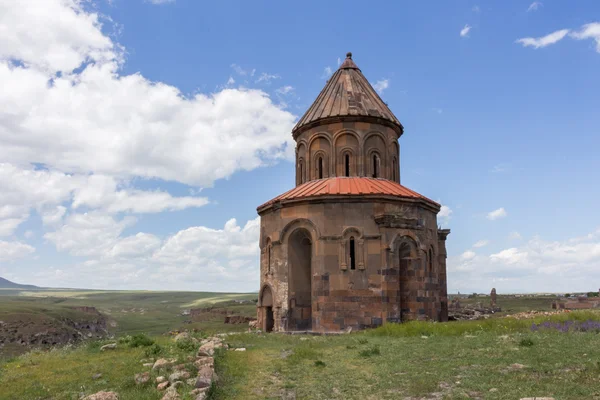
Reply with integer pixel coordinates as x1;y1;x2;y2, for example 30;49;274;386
83;392;119;400
100;343;117;351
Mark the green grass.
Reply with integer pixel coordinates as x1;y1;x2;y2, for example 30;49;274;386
210;311;600;399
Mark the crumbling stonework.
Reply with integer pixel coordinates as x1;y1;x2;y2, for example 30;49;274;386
256;53;450;332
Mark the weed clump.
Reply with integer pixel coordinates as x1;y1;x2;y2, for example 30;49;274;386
176;338;197;352
359;345;380;357
118;334;155;348
144;343;163;357
519;338;535;347
314;360;326;367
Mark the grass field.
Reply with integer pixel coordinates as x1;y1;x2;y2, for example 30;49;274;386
2;291;599;399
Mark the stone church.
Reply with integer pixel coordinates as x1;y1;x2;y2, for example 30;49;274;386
256;53;450;332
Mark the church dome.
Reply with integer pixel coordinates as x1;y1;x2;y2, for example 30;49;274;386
292;52;404;138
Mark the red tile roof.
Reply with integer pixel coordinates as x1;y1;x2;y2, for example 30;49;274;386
292;53;403;137
258;177;439;212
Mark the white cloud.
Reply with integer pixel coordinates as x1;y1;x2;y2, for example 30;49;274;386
460;24;472;38
321;66;333;79
438;203;453;221
0;240;35;262
256;72;280;84
516;29;570;49
473;240;489;248
448;227;600;293
373;79;389;94
38;215;261;291
226;76;235;85
487;207;507;220
461;250;476;261
570;23;600;53
276;86;294;95
147;0;176;4
527;2;542;12
0;0;117;74
509;231;522;240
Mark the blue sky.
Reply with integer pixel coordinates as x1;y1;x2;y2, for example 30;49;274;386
0;0;599;293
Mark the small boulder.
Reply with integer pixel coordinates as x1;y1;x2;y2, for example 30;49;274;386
100;343;117;351
194;357;214;369
169;370;191;383
157;381;170;391
153;358;176;370
197;365;214;381
83;392;119;400
134;372;150;385
173;363;187;371
92;373;103;380
174;332;191;342
142;363;154;367
156;376;167;383
161;386;180;400
234;348;246;352
186;378;197;386
194;377;212;389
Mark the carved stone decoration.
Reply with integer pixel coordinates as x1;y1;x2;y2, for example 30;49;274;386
358;239;365;269
339;240;347;270
374;213;423;230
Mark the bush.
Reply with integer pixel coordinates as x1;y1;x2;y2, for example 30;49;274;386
144;343;163;357
176;338;197;352
119;333;155;348
314;360;326;367
359;345;380;357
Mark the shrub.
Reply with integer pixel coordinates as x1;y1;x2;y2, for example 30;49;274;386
314;360;326;367
359;345;380;357
176;338;197;352
144;343;163;357
519;338;535;347
119;333;155;348
357;338;368;345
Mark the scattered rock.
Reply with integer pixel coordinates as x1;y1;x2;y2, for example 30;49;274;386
92;373;103;380
157;381;170;391
197;365;214;381
519;398;555;400
191;388;209;396
100;343;117;351
194;357;214;369
142;363;154;367
173;363;187;371
248;320;258;329
489;388;498;392
153;358;176;370
156;376;166;383
194;377;212;389
169;370;191;383
234;347;246;352
511;363;526;370
134;372;150;385
161;386;180;400
187;378;197;386
83;392;119;400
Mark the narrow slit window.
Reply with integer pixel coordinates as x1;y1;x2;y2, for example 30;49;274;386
268;245;272;273
372;154;379;178
345;154;350;177
318;157;323;179
298;161;304;184
428;248;433;272
349;237;356;270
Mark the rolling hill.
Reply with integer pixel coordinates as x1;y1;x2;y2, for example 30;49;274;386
0;277;39;289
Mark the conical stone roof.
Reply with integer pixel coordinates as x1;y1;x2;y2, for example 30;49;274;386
292;52;403;138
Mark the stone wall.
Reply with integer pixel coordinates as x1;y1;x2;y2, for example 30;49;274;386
257;197;448;332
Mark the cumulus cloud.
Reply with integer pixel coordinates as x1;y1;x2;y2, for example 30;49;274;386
448;227;600;293
0;240;35;262
460;24;472;38
487;207;507;220
0;0;299;290
516;29;570;49
374;79;389;94
461;250;476;261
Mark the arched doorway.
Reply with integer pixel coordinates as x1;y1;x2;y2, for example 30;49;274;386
288;228;312;331
260;286;274;332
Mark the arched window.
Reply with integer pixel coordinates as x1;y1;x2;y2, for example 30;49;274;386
317;156;324;179
371;154;380;178
349;236;356;270
345;153;350;177
298;160;305;184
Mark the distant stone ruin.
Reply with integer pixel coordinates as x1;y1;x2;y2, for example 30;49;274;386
490;288;497;308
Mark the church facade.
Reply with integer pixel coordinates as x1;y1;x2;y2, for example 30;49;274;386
256;53;450;332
